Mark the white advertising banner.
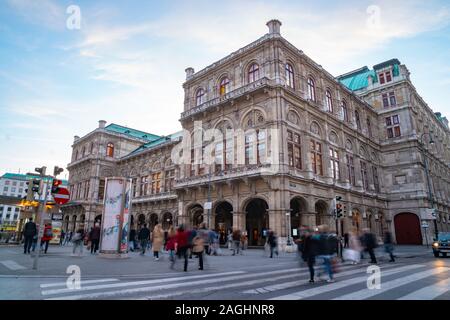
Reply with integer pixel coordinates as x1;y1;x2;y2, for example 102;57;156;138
100;178;125;252
119;179;132;253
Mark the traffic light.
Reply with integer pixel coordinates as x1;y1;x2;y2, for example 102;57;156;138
335;196;343;218
51;179;62;194
24;181;34;201
53;166;63;177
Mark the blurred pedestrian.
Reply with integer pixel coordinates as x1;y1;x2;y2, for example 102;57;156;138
227;231;233;250
71;227;85;256
138;224;150;255
152;224;164;260
268;230;278;258
240;231;247;252
129;228;136;252
41;223;53;254
232;228;241;256
316;225;338;283
174;225;189;271
343;232;349;248
383;228;395;262
188;225;198;259
89;223;101;254
192;233;204;270
343;228;362;264
302;227;319;283
60;230;65;246
23;218;37;254
197;223;210;255
166;226;176;262
362;228;378;264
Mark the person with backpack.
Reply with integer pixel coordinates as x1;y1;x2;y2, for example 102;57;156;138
138;224;151;256
41;223;53;254
23;218;37;254
316;224;338;283
362;228;378;264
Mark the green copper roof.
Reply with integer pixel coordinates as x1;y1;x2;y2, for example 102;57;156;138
105;123;161;142
1;173;68;185
127;131;183;157
338;67;376;91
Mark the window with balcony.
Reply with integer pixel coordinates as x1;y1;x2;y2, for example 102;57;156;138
285;63;295;89
346;154;355;186
326;90;333;112
386;115;401;138
195;88;205;106
287;130;302;169
307;77;316;101
248;63;260;83
329;148;340;180
106;143;114;157
310;140;323;175
219;77;230;96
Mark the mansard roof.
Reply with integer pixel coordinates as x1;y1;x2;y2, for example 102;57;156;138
124;131;183;159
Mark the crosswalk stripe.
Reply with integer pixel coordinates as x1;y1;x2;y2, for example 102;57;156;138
40;278;119;288
242;264;397;294
44;266;314;300
269;264;425;300
0;260;26;270
41;271;245;296
334;267;450;300
398;277;450;300
139;264;395;300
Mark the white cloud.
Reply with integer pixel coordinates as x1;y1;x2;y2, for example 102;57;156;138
6;0;66;30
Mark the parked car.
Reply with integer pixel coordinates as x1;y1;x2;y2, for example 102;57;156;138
432;232;450;257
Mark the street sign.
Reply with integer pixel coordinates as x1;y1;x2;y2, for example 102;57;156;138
204;202;212;210
421;222;429;228
53;188;70;205
425;208;436;220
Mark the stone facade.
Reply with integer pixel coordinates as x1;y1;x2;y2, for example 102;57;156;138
62;20;450;246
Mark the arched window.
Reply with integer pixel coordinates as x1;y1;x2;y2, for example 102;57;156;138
81;146;86;157
326;90;333;112
341;100;348;122
248;63;260;83
195;88;205;106
355;110;361;131
307;77;316;101
219;77;230;96
106;143;114;157
285;63;294;88
366;118;372;137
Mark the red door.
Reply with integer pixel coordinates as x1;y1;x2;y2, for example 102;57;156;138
394;213;422;245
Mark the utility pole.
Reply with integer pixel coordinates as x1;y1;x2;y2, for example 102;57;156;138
32;166;48;270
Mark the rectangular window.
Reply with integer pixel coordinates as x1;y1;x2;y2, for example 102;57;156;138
346;154;355;186
287;130;302;169
164;170;175;192
5;180;10;185
361;161;369;190
382;94;389;108
386;115;401;139
373;166;380;192
98;179;105;201
310;140;323;176
132;178;138;197
379;73;385;84
12;181;17;186
245;133;254;165
329;148;340;180
140;176;148;196
3;187;7;192
389;92;396;106
151;172;161;194
18;188;23;193
386;71;392;82
11;187;16;193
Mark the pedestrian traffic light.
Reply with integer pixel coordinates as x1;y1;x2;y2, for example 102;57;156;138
51;179;62;194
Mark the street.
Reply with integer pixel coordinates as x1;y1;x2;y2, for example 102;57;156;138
0;244;448;300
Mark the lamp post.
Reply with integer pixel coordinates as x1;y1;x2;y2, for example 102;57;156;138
419;131;438;239
286;211;292;246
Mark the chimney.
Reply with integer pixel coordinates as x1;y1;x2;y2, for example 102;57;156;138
266;19;282;35
98;120;106;129
185;67;195;80
74;135;80;142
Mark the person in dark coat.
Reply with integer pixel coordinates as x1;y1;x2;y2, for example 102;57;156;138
383;229;395;262
89;223;101;254
268;230;278;258
138;224;150;255
174;225;190;271
23;218;37;254
343;233;349;248
362;228;378;264
302;228;319;283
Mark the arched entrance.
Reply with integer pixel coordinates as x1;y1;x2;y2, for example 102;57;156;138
189;204;204;228
245;198;269;246
394;213;422;245
162;212;173;230
290;197;308;237
149;213;159;231
215;201;233;245
315;200;328;226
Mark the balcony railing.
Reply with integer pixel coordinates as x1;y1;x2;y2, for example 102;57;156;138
181;77;274;120
132;191;177;203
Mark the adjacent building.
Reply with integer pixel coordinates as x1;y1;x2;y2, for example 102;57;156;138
62;20;450;246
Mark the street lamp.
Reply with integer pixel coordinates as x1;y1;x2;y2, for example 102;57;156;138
286;211;292;246
419;131;438;239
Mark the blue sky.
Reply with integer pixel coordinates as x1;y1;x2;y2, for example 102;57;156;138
0;0;449;177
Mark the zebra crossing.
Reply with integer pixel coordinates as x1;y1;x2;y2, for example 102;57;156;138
39;262;450;300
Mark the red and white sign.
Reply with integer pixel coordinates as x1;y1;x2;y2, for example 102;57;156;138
53;188;70;205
